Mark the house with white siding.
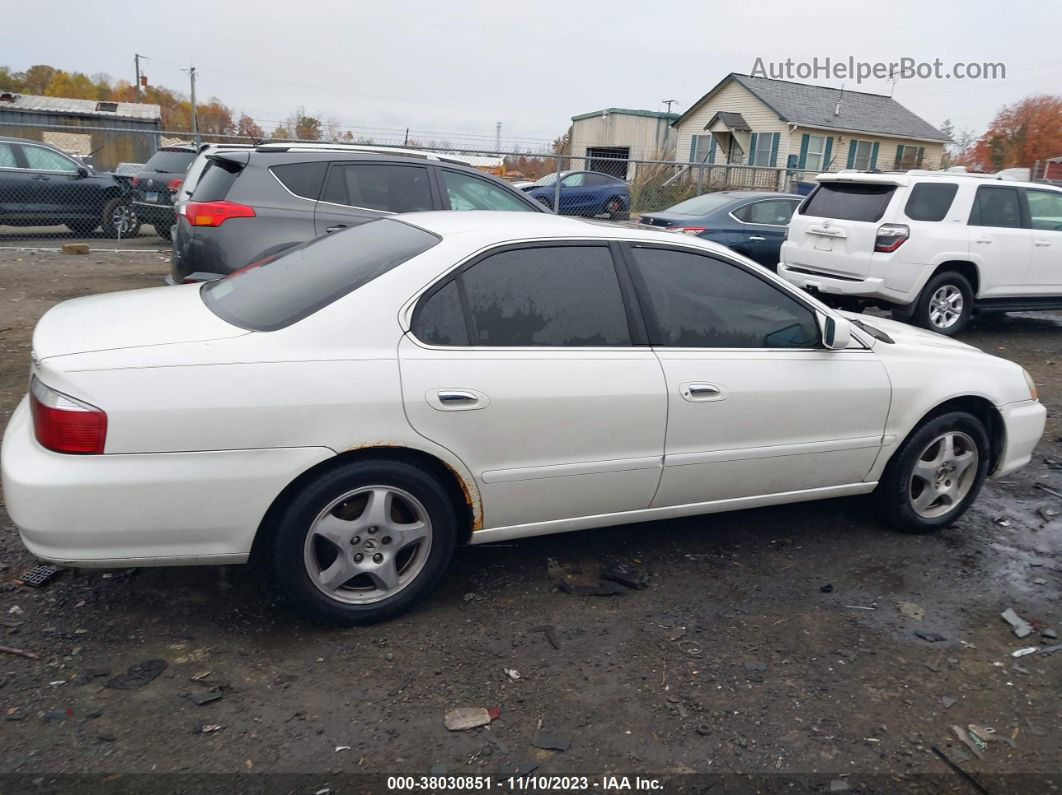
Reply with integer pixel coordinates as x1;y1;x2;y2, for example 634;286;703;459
671;74;949;175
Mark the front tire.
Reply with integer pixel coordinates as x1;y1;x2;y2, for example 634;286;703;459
268;459;458;625
912;271;973;336
101;196;141;239
875;411;990;533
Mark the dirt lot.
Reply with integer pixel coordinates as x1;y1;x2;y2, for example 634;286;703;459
0;249;1059;792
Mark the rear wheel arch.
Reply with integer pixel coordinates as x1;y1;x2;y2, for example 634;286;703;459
250;445;478;562
929;260;980;296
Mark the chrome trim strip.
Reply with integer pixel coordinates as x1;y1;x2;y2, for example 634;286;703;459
664;436;882;468
482;455;662;484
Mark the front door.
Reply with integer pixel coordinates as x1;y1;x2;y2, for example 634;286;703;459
620;243;891;507
18;142;87;220
729;198;799;267
399;243;667;530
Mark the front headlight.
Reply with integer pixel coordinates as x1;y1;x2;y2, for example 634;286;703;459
1022;368;1038;401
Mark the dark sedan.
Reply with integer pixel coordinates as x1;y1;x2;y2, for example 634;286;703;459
522;170;630;219
639;191;801;269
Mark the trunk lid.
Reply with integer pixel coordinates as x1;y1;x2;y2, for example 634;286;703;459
783;179;900;278
33;284;247;360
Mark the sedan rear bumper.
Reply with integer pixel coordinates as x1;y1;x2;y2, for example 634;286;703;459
995;399;1047;477
1;397;334;567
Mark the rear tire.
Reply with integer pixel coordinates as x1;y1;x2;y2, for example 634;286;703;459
911;271;973;336
268;459;458;625
603;196;628;220
875;411;990;533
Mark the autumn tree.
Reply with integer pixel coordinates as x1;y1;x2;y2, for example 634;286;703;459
44;71;99;99
270;125;291;140
237;114;264;141
21;64;57;94
967;95;1062;171
196;98;236;137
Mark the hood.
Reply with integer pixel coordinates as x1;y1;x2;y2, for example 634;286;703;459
34;284;247;360
840;311;980;352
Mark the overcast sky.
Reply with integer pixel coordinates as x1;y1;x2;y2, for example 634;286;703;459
5;0;1060;151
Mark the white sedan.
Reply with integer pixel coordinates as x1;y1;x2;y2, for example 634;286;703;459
1;212;1046;624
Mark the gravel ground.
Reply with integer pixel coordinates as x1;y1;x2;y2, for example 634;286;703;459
0;249;1059;791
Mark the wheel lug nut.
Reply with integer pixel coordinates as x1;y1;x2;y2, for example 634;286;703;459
354;553;363;563
373;553;383;563
350;536;360;545
382;536;392;545
368;526;378;534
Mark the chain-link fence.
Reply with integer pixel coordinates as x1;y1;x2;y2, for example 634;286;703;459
0;121;819;250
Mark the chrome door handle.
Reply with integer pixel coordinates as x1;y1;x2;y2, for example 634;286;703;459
681;382;727;402
748;235;766;241
437;390;478;404
1034;240;1051;247
688;384;720;396
325;224;348;233
974;237;992;244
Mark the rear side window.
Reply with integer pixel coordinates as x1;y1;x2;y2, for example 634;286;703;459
801;183;895;222
144;149;196;173
202;219;439;331
412;246;631;347
904;183;958;222
969;186;1023;228
735;199;798;225
191;160;242;201
270;162;328;200
442;170;532;211
321;163;432;212
1024;189;1062;231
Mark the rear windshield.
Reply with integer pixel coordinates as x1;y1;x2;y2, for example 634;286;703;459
201;219;440;331
800;183;896;222
144;149;196;174
666;192;737;215
191;159;242;201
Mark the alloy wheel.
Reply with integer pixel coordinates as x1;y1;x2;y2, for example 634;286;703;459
907;431;979;519
928;285;963;330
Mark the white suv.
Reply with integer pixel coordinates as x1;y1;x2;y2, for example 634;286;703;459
778;171;1062;335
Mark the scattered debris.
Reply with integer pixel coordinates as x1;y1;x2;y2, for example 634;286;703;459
1044;456;1062;471
820;583;834;593
696;723;713;736
429;764;447;776
511;762;538;777
62;243;90;255
994;517;1012;527
76;667;111;685
916;631;946;643
0;645;39;660
190;671;213;681
1033;482;1062;500
444;707;499;731
504;668;521;681
335;745;351;752
743;661;768;673
106;659;167;690
531;733;571;752
197;724;223;734
828;780;850;793
1001;608;1033;638
1042;628;1057;640
8;606;24;616
16;564;62;588
951;725;985;759
601;562;650;590
941;696;957;709
183;691;223;706
1039;644;1062;656
897;601;925;621
558;580;627;596
531;625;560;650
1037;507;1060;522
931;745;989;795
844;604;877;610
1011;647;1038;657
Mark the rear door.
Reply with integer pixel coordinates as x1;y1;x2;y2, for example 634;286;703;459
0;141;32;217
730;198;799;266
1021;187;1062;293
967;185;1032;295
784;180;897;278
314;162;436;236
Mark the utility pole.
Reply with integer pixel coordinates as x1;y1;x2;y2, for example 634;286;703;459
661;99;679;150
187;66;200;146
404;127;409;146
134;54;144;102
495;122;501;152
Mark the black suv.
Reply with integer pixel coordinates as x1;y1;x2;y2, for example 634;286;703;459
171;147;544;283
0;136;138;237
131;144;197;240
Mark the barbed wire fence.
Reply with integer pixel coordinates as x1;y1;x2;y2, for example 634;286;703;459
0;120;829;249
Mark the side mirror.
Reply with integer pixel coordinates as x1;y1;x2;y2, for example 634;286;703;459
76;166;89;178
818;312;852;350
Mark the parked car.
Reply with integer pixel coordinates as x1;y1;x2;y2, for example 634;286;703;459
778;171;1062;335
175;143;253;205
131;144;197;239
2;212;1044;625
639;191;801;268
0;136;138;237
170;147;544;284
522;170;630;219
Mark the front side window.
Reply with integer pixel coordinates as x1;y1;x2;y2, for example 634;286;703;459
629;246;819;348
850;140;874;170
736;199;798;226
442;170;531;211
904;183;958;222
560;172;586;188
413;246;631;347
804;135;826;171
321;163;432;212
203;218;439;331
21;145;79;173
969;186;1023;229
1025;189;1062;231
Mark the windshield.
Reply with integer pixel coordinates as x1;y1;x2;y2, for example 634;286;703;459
202;219;440;331
666;192;739;215
532;172;564;187
144;149;196;174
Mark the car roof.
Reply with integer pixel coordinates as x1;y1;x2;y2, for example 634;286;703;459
817;170;1062;191
0;135;63;148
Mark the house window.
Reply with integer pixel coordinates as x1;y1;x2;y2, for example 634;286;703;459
751;134;774;166
896;145;925;170
805;135;827;170
690;135;713;164
850;140;874;170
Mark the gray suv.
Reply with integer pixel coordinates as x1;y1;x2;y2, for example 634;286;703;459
170;148;544;283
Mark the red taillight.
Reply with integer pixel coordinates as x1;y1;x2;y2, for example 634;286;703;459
669;227;707;236
184;200;256;227
875;223;909;253
131;176;140;187
167;177;183;191
29;377;107;454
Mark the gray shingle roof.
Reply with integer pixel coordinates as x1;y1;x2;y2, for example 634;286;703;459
706;111;751;131
678;74;948;142
0;93;161;121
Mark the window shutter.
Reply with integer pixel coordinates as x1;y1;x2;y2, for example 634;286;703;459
708;136;716;165
689;137;696;163
822;137;833;170
846;140;857;169
870;142;880;170
748;133;758;165
798;134;810;169
896;144;905;169
769;132;780;167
